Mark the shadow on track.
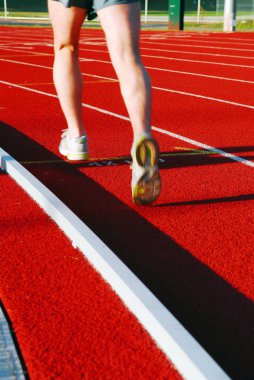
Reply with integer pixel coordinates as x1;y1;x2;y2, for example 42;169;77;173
155;193;254;207
1;121;254;380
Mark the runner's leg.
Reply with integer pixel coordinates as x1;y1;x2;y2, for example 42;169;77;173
98;4;161;204
48;0;87;139
97;3;151;140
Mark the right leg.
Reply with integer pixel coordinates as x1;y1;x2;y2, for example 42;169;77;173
98;3;161;205
48;0;87;139
98;3;151;141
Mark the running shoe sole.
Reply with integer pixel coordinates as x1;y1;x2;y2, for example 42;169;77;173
132;137;162;205
59;131;89;161
59;148;89;161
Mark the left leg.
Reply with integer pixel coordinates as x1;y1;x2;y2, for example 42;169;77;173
48;0;87;140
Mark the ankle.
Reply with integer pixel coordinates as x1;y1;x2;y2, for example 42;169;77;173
68;128;87;140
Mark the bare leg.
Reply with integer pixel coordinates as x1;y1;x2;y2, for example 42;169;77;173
48;0;87;139
98;4;161;205
98;3;151;140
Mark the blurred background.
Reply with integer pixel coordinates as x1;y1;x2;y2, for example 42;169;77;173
0;0;253;31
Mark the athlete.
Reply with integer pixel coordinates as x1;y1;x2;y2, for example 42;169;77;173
48;0;161;205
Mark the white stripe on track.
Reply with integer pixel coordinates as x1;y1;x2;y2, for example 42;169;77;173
147;66;254;84
152;85;254;110
142;53;254;69
0;46;51;56
1;44;254;69
0;147;231;380
78;47;254;68
141;33;254;44
1;56;254;89
141;37;254;47
1;56;254;109
78;45;254;61
141;41;254;53
0;79;253;168
142;47;254;61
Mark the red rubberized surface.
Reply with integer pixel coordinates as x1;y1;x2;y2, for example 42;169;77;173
0;26;254;379
0;172;179;379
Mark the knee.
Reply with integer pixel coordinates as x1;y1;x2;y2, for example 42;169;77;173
112;51;142;75
54;39;79;55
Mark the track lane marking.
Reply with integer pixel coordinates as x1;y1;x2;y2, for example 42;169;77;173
78;45;254;61
152;85;254;109
140;33;254;43
1;44;254;68
0;79;253;169
1;57;254;92
0;148;231;380
140;37;254;47
19;149;216;166
0;28;253;44
141;47;254;60
141;41;254;53
1;58;254;111
79;47;254;68
142;53;254;68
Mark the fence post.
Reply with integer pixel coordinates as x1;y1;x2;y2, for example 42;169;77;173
168;0;184;30
4;0;8;19
224;0;237;31
144;0;148;23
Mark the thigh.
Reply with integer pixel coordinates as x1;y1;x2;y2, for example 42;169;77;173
97;3;141;59
48;0;88;48
94;0;139;12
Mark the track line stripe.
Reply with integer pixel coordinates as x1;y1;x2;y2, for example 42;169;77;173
141;41;254;53
1;44;254;69
142;47;254;61
146;66;254;84
152;85;254;110
79;47;254;68
0;148;231;380
1;57;254;85
141;53;254;68
0;79;253;168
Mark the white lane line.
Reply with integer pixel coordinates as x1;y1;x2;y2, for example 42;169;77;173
141;47;254;61
153;85;254;110
141;33;254;43
0;79;253;168
1;56;254;108
141;41;254;53
78;47;254;68
78;44;254;61
78;57;254;84
1;56;254;90
0;148;231;380
141;37;254;47
147;66;254;84
0;29;252;45
0;58;53;69
142;53;254;69
1;43;254;69
0;46;51;56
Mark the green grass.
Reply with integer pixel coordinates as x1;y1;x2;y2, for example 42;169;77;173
0;10;253;31
0;11;49;18
1;9;254;18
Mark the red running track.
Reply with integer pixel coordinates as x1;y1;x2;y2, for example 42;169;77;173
0;26;254;379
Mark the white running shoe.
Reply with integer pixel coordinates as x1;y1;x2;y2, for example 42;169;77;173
131;132;161;205
59;130;89;161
